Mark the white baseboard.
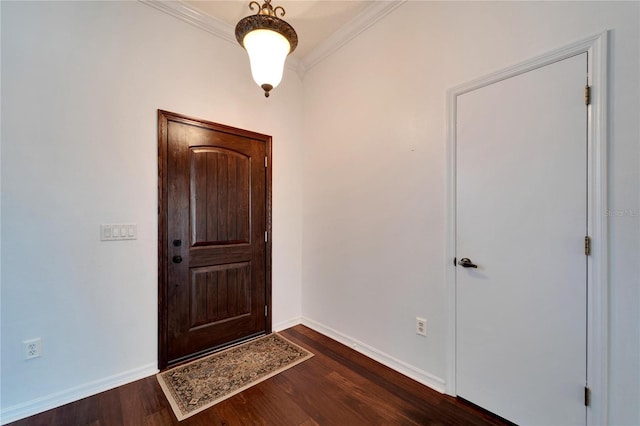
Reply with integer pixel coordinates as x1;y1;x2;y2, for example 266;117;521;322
0;363;158;425
273;316;303;332
300;316;446;393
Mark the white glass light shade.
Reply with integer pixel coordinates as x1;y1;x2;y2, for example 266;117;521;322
243;29;290;90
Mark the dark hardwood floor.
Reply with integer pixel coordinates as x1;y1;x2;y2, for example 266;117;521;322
9;325;510;425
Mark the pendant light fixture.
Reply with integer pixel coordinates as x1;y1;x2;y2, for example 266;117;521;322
235;0;298;98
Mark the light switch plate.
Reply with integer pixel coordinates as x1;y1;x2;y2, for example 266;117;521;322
101;224;137;241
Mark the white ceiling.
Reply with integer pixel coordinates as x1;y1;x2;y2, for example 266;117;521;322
183;1;375;59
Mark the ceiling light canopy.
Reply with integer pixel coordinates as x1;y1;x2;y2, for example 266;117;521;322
235;0;298;98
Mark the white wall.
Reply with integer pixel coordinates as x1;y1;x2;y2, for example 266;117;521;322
0;1;303;421
301;1;639;425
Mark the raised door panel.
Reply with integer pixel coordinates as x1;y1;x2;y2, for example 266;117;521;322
190;263;251;328
190;148;250;247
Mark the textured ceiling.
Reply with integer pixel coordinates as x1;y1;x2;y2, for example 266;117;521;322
184;0;374;59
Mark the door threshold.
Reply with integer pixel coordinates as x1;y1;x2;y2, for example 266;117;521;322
164;331;267;370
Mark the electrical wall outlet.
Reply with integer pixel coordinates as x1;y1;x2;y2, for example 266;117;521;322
416;317;427;336
23;338;42;360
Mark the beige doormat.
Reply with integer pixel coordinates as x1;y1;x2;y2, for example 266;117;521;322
157;333;314;421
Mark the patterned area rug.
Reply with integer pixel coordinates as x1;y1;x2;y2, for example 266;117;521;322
157;333;313;421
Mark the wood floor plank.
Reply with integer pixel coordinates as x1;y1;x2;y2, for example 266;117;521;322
71;394;99;425
281;326;509;426
281;326;508;425
226;387;275;425
271;361;372;425
119;379;154;425
281;328;440;415
9;325;511;426
326;370;422;425
144;408;173;426
47;398;76;425
285;333;436;422
96;388;125;425
243;376;320;425
209;399;248;426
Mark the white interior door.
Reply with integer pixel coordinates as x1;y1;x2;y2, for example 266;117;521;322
456;53;587;425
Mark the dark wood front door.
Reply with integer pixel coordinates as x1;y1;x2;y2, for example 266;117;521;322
158;110;272;369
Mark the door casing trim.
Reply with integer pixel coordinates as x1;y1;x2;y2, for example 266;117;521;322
445;31;609;425
157;110;273;370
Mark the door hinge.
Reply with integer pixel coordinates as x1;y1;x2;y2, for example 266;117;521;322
584;85;591;105
265;305;268;317
265;156;268;168
265;231;268;242
585;236;591;256
584;386;591;407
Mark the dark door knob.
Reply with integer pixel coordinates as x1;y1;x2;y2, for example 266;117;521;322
172;255;183;264
458;258;478;268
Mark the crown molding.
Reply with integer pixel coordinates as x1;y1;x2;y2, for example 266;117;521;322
299;0;407;76
140;0;236;44
140;0;302;75
138;0;405;80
